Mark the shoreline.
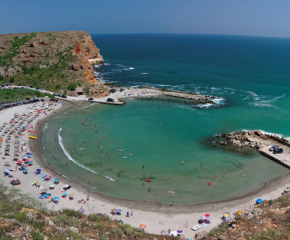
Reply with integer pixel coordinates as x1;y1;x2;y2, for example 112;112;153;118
2;100;290;238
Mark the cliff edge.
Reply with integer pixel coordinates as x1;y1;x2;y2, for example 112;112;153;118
0;31;104;92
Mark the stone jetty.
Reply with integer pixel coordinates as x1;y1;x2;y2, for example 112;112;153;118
213;130;290;169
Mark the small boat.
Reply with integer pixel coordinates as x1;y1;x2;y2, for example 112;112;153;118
146;179;151;182
29;136;38;139
123;157;128;159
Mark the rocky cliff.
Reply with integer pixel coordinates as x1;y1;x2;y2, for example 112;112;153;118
0;31;104;91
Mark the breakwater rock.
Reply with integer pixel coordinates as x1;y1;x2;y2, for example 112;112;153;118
139;86;219;106
213;130;290;150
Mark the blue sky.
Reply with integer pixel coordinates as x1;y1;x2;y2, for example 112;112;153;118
1;0;290;37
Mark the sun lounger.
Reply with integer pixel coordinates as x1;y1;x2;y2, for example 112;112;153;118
191;225;201;231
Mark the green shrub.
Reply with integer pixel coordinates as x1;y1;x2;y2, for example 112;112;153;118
67;83;76;91
9;76;14;83
63;209;82;218
60;73;65;78
122;224;133;235
56;83;62;89
30;231;44;240
0;74;3;81
135;231;143;238
9;212;27;223
88;213;100;222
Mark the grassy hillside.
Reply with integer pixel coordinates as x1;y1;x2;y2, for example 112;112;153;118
0;31;103;93
0;182;174;240
0;88;54;102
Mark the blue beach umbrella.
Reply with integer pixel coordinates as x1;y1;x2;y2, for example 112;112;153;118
54;179;59;182
23;169;28;173
27;153;32;156
54;197;59;201
36;169;41;172
256;199;263;204
116;209;122;213
28;161;33;164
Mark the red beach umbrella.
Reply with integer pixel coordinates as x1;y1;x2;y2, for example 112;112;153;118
140;224;146;229
205;214;210;217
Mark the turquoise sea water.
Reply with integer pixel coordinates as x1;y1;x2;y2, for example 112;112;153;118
41;35;290;204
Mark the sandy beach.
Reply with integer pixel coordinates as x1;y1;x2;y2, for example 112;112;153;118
1;99;290;239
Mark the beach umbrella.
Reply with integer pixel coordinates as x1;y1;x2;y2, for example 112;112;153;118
54;197;59;201
23;169;28;173
205;214;210;217
69;194;74;198
62;193;67;196
36;182;40;186
28;161;33;164
256;199;263;204
63;184;69;188
140;224;146;229
36;169;41;172
111;209;117;212
4;164;10;167
4;168;9;172
12;178;19;181
116;209;122;213
229;213;234;218
285;188;290;192
177;229;183;234
223;214;229;217
33;180;37;183
200;216;206;220
206;217;212;221
54;179;59;182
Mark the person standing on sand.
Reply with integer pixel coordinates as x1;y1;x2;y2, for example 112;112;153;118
171;201;174;206
52;166;54;171
264;182;267;187
87;195;89;201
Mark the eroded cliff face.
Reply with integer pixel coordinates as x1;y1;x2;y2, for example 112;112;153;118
70;33;104;84
0;31;104;87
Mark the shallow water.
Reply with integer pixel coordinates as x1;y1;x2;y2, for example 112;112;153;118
41;34;290;204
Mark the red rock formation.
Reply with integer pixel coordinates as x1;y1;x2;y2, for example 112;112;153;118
71;33;104;83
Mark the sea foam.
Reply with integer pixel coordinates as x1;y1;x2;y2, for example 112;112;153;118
58;128;115;181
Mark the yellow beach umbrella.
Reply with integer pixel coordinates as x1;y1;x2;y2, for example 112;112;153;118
33;180;37;183
69;194;74;198
36;182;40;186
223;214;229;217
229;214;234;218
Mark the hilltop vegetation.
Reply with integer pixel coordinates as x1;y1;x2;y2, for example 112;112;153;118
0;31;103;93
0;182;174;240
0;88;54;102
